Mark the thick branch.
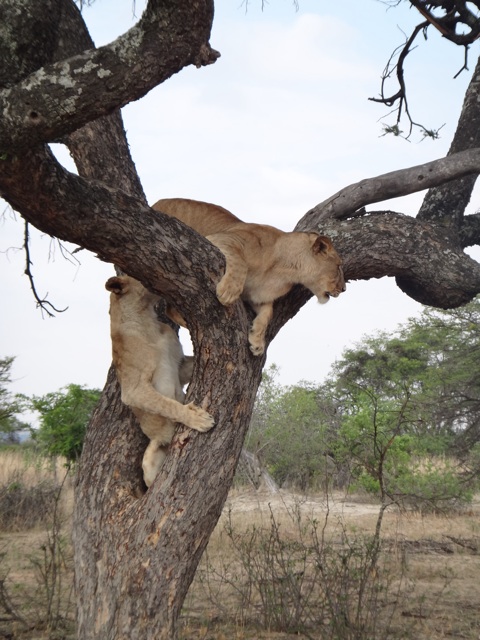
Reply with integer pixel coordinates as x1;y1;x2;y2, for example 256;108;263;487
297;149;480;225
460;211;480;246
0;0;219;154
296;211;480;312
0;147;223;310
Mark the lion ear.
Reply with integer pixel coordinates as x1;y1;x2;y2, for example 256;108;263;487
105;276;127;295
311;235;332;255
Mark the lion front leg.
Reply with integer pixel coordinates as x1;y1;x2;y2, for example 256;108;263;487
121;386;214;432
248;303;273;356
208;234;248;306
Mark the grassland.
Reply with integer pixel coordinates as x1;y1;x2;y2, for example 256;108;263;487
1;449;479;639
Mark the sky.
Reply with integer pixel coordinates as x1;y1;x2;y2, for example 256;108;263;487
1;0;480;407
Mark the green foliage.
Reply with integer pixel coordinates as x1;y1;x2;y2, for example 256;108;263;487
31;384;101;463
246;298;480;507
247;366;339;489
327;299;480;508
0;356;29;443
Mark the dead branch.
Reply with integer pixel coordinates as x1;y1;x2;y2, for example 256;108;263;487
297;148;480;225
371;1;480;138
23;221;68;318
409;1;480;45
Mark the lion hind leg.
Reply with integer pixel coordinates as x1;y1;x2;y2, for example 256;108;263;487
142;440;168;487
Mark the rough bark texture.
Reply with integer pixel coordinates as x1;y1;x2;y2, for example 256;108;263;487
0;0;219;154
1;2;480;639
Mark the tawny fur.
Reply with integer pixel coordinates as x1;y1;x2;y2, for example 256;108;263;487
105;275;214;487
153;197;346;355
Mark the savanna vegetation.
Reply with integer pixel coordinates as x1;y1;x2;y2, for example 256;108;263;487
1;299;479;639
246;300;480;511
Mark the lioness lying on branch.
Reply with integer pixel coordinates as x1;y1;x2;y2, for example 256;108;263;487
153;197;346;355
106;275;214;487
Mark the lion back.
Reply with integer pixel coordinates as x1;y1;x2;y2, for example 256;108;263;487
152;197;242;236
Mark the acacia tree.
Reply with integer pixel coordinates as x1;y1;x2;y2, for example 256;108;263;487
1;1;480;638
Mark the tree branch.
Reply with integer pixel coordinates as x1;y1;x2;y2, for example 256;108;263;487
287;211;480;316
418;56;480;235
460;211;480;246
0;0;219;155
297;149;480;225
369;21;430;139
0;147;225;317
371;1;480;138
410;0;480;45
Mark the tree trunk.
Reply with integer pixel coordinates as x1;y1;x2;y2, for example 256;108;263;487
75;353;264;639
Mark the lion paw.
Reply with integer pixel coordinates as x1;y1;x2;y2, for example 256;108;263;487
216;277;242;306
183;403;215;432
248;334;265;356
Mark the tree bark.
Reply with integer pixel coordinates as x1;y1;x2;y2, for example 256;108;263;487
1;2;480;639
0;0;219;154
298;149;480;225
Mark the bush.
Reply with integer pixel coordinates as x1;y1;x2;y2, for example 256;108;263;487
192;500;411;639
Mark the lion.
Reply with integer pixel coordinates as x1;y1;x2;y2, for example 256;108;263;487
105;275;214;487
152;197;346;356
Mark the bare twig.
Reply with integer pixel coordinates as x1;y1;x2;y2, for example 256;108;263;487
371;1;480;138
23;222;68;318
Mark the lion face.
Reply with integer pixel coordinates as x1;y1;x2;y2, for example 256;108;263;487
304;234;346;304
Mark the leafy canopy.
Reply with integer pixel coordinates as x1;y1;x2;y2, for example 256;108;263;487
0;356;28;443
31;383;101;463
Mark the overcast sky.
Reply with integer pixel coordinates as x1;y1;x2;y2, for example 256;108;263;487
2;0;479;405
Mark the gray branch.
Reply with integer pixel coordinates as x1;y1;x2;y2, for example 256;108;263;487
297;149;480;229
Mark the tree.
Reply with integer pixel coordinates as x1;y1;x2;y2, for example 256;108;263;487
1;1;480;638
31;384;101;463
332;299;480;456
248;372;338;490
0;356;28;444
398;301;480;456
329;300;480;508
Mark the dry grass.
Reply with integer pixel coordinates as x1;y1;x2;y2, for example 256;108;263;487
0;449;69;488
0;449;74;532
1;452;479;639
